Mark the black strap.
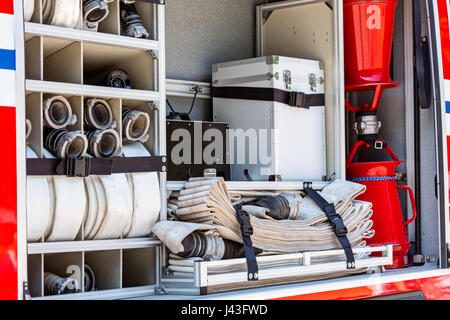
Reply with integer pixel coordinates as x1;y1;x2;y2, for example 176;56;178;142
305;188;356;269
212;86;325;109
234;206;259;281
27;156;167;177
413;0;432;109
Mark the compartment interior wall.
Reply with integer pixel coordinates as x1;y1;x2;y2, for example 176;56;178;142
259;2;336;179
165;0;267;121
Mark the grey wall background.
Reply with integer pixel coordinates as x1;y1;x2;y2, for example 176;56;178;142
166;0;268;82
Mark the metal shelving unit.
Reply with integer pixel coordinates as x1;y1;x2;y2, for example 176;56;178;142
24;0;166;300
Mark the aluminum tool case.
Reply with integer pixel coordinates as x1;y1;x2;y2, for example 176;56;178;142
212;56;327;182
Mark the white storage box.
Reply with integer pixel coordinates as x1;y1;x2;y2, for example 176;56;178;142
212;55;327;182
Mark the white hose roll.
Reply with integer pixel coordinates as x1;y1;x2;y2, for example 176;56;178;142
85;175;107;240
91;174;133;240
122;109;150;143
44;0;81;28
26;147;51;242
24;0;35;22
83;176;98;237
43;96;77;130
43;149;86;242
122;142;161;238
25;119;32;142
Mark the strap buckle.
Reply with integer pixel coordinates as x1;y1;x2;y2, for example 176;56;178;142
66;157;90;178
236;209;253;237
329;213;348;237
288;91;307;108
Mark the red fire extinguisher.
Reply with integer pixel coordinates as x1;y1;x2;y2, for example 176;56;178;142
347;140;417;269
344;0;401;112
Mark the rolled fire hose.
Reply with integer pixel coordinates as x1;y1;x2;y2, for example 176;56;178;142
84;98;116;130
43;96;77;130
44;129;89;159
83;176;98;238
44;272;79;295
83;0;114;31
86;129;121;158
26;147;51;243
88;174;133;240
43;149;86;242
25;119;32;142
177;231;260;261
103;69;132;89
120;1;149;39
24;0;35;22
122;142;161;238
42;0;80;29
122;108;150;143
84;264;96;292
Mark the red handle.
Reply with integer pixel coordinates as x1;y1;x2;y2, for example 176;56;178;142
346;140;400;168
345;84;384;112
397;185;418;225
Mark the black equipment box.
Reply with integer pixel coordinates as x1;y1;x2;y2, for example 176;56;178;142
166;120;231;181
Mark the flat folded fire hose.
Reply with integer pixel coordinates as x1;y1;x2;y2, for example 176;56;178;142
305;188;355;269
155;178;375;259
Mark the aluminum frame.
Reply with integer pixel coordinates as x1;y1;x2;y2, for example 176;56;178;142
161;245;393;295
427;0;450;268
15;0;28;301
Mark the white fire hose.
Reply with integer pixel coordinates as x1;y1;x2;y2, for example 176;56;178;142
83;0;115;31
43;96;77;130
42;149;87;242
154;178;375;254
122;142;161;238
122;108;150;143
84;98;116;130
26;147;51;242
24;0;35;22
86;129;121;158
42;0;80;29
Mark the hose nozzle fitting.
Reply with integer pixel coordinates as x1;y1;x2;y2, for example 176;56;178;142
43;96;77;130
122;108;150;143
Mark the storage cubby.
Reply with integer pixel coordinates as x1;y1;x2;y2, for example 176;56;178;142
83;42;154;91
98;0;121;35
28;254;44;298
84;250;122;291
25;36;42;81
44;252;84;296
122;98;156;155
123;1;154;40
43;38;83;84
25;92;43;157
122;248;157;288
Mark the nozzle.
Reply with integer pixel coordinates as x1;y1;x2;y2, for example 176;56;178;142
44;272;79;295
86;128;121;158
84;98;116;130
43;96;77;130
45;129;89;159
120;2;149;39
122;108;150;143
